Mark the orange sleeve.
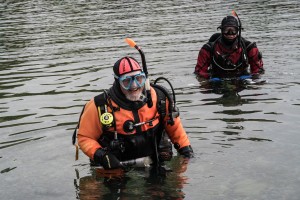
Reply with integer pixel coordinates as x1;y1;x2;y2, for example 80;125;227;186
162;94;191;149
165;117;191;149
77;98;102;160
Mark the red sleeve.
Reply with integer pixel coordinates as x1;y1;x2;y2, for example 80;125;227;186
247;47;264;74
194;48;211;79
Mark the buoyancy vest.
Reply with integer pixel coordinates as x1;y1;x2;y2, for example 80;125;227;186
73;82;173;162
203;33;257;78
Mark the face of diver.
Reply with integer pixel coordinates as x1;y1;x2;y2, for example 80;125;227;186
118;70;146;101
222;26;238;42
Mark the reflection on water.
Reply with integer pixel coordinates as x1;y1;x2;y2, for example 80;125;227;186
194;79;276;148
0;136;45;149
74;157;188;200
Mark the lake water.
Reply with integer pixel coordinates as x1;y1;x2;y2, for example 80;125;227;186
1;1;300;199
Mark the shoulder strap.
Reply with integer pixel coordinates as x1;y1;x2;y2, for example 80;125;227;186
152;85;168;122
94;91;116;131
94;93;107;115
203;33;222;54
209;33;222;42
241;37;257;51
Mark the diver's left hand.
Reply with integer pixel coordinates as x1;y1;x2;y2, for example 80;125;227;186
178;145;194;158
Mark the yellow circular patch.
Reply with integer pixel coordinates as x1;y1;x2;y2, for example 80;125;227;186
100;113;113;125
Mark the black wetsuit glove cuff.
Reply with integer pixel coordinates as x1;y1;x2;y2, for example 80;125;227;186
178;145;194;158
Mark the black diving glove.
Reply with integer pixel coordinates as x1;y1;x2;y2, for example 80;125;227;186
94;148;122;170
178;145;194;158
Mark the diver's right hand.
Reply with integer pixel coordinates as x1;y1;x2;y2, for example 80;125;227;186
94;148;122;170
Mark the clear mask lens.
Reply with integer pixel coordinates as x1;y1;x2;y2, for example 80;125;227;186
118;72;146;90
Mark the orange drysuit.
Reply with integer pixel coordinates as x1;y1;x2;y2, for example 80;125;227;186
77;87;191;161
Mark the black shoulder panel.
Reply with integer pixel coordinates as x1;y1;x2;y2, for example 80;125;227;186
209;33;221;42
94;93;107;108
241;37;257;51
202;33;222;53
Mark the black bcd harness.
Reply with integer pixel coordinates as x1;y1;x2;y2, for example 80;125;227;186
202;33;258;76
